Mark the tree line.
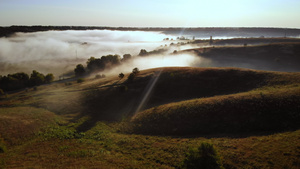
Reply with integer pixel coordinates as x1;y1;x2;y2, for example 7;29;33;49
0;70;54;92
73;48;168;77
74;54;132;76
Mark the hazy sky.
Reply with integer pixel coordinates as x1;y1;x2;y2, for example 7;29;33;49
0;0;300;28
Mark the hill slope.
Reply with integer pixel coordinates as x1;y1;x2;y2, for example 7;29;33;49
121;67;300;135
1;67;300;168
79;67;279;122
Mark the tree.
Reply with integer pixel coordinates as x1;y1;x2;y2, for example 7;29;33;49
10;72;29;82
86;57;98;71
127;67;140;82
0;72;31;91
86;55;121;72
127;73;136;82
122;54;131;62
132;67;140;74
29;70;45;86
74;64;85;76
138;49;148;56
119;73;124;79
45;73;54;83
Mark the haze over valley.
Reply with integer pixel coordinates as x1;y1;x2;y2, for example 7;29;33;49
1;27;300;79
1;0;300;168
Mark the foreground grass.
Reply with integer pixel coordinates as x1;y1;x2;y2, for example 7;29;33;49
1;119;299;168
0;67;300;168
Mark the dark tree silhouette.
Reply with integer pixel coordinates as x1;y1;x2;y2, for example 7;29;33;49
127;73;135;82
119;73;125;79
29;70;45;86
45;73;55;83
138;49;148;56
74;64;86;76
86;55;121;72
122;54;132;61
127;68;140;82
132;67;140;74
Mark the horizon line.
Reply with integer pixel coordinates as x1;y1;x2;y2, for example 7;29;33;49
1;25;300;30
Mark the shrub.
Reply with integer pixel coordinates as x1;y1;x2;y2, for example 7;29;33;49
77;78;84;83
181;142;224;169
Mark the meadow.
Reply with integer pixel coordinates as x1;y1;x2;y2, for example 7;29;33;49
1;66;299;168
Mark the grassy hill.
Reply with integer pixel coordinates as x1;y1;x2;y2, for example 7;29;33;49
130;85;300;135
0;67;300;168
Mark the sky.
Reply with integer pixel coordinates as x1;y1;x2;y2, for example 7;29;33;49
0;0;300;28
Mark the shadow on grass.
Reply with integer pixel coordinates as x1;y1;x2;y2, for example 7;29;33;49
75;80;144;132
75;67;299;134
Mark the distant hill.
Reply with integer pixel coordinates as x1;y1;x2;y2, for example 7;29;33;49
184;41;300;72
1;26;300;37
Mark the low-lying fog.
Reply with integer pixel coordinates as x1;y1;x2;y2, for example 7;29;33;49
0;30;205;78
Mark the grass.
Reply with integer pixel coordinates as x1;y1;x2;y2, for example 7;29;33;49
129;86;300;135
0;67;300;168
0;107;57;145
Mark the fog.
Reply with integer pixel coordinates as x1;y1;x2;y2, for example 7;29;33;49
1;30;202;78
100;53;209;77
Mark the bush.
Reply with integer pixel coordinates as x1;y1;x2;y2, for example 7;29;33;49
77;78;84;83
181;142;224;169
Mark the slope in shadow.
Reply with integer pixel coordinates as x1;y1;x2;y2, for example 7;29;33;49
77;67;274;132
